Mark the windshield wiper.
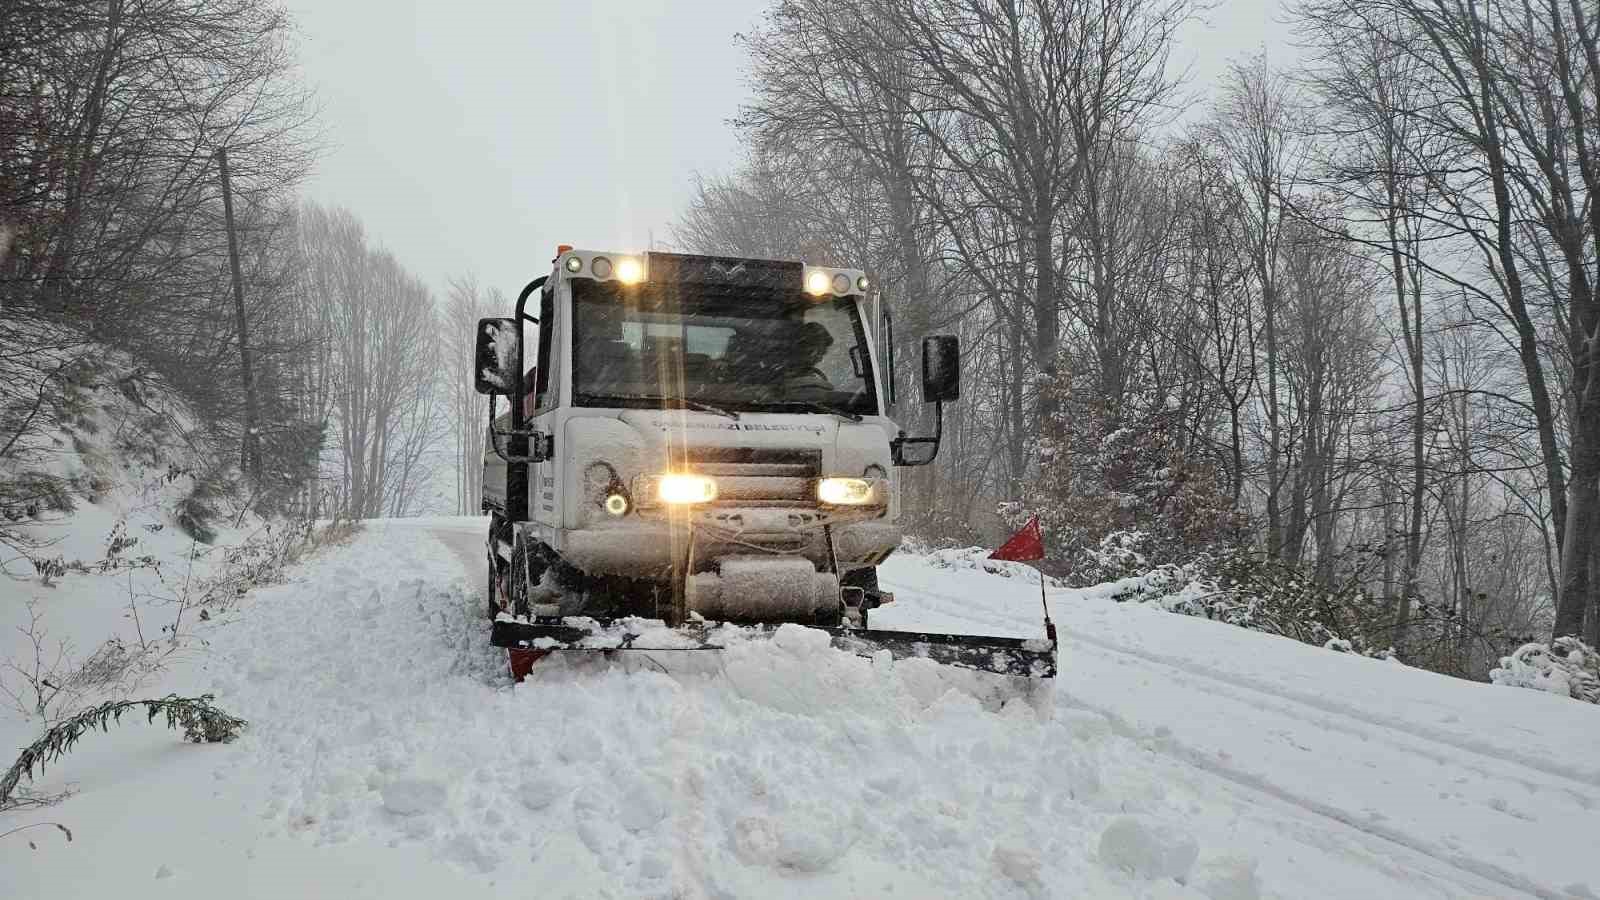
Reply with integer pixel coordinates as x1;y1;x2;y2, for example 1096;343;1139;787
768;400;863;422
632;395;740;420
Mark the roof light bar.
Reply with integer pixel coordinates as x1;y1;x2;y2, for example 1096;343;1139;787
803;266;867;297
559;250;864;296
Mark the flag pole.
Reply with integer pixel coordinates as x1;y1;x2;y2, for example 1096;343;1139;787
1039;560;1056;643
1037;518;1055;643
990;514;1055;643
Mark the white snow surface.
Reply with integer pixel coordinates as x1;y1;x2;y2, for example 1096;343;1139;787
4;516;1598;899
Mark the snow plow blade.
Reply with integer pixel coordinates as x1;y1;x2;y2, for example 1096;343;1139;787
490;617;1057;678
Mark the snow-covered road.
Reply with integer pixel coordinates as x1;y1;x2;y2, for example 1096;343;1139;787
5;516;1595;899
877;560;1600;900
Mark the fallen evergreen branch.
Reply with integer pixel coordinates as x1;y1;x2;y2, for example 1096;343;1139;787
0;821;72;849
0;694;245;808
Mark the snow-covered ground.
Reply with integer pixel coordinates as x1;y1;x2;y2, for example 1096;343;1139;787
4;516;1596;899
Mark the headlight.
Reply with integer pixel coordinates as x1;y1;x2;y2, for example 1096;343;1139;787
655;473;717;504
817;477;877;505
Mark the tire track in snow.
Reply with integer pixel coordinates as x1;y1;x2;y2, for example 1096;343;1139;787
1052;685;1553;900
1060;628;1600;795
1059;635;1600;816
888;577;1600;794
883;576;1574;900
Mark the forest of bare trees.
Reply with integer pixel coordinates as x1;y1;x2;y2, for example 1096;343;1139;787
2;0;322;515
675;0;1600;676
6;0;1599;683
0;1;478;534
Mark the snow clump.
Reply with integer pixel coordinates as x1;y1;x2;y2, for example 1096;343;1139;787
1098;815;1199;881
1190;855;1261;900
381;777;448;816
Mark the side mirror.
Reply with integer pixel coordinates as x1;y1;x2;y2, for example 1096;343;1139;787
892;335;958;467
921;335;959;403
475;317;518;395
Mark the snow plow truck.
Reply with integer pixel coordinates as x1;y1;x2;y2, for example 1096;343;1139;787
475;248;1056;680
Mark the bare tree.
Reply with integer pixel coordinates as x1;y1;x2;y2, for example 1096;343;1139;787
1295;0;1600;641
1;0;321;513
1202;56;1314;562
296;204;445;519
444;276;503;515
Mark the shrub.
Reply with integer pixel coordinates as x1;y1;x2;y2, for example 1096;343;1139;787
1490;637;1600;704
1109;548;1392;655
173;465;234;543
1004;370;1246;582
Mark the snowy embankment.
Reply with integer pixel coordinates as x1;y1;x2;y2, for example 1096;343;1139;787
4;518;1597;899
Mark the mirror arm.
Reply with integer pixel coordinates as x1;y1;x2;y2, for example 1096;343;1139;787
485;396;550;464
505;276;547;522
510;276;546;419
884;309;896;407
891;400;943;467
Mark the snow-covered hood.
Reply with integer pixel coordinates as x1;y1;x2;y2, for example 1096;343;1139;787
612;409;894;476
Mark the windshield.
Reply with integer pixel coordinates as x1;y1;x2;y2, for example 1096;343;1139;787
571;281;879;416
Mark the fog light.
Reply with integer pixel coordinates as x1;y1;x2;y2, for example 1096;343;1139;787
656;473;716;504
818;477;875;505
604;493;629;516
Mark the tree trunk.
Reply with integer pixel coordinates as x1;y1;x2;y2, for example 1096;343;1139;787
1034;196;1059;423
39;0;124;312
1262;254;1284;559
1008;305;1028;498
218;147;262;485
1557;420;1599;638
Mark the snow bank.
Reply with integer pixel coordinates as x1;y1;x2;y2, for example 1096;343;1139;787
1;346;270;728
915;544;1066;586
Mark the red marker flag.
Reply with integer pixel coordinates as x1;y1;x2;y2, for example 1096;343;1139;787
990;515;1044;562
991;515;1055;642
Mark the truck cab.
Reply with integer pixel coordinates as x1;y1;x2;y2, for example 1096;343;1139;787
477;249;956;629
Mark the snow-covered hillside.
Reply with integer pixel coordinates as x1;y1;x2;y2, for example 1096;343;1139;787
3;517;1596;899
0;351;289;723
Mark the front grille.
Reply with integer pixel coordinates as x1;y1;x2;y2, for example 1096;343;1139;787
688;447;820;506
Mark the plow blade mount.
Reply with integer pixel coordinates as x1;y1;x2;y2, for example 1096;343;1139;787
490;617;1057;679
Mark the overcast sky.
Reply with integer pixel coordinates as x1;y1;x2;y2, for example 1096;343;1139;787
285;0;1293;303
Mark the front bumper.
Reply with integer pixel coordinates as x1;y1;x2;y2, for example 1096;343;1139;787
553;507;900;580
